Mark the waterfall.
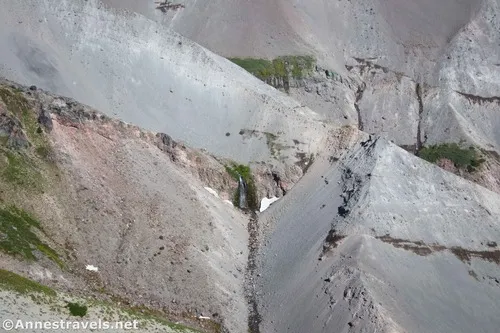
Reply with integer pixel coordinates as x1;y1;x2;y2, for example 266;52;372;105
238;175;248;209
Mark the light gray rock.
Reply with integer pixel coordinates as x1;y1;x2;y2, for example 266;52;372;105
256;137;500;332
0;0;332;167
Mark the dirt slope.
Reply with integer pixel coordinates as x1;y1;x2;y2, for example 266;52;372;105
0;81;254;332
3;77;499;333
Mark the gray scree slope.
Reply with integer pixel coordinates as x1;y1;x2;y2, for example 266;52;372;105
101;0;500;154
256;138;500;333
1;0;500;332
0;0;331;165
101;0;482;74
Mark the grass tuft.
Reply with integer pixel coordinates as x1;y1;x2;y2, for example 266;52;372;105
418;143;485;172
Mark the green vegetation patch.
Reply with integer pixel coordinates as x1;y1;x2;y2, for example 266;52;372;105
225;164;251;181
281;55;315;79
228;58;275;78
0;205;63;267
0;88;36;138
0;86;56;191
67;302;88;317
2;150;44;189
0;86;53;159
98;294;208;332
225;164;258;211
228;55;315;81
418;143;485;172
0;269;56;296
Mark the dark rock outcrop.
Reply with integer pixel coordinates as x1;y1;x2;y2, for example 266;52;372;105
37;106;53;132
0;112;29;149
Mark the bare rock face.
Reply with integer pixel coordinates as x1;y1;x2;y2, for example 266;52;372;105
95;0;497;164
0;111;29;149
1;0;498;193
252;163;304;199
37;106;53;132
101;0;482;75
0;80;330;332
2;79;499;333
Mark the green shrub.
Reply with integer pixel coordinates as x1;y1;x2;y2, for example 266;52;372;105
418;143;485;171
67;302;88;317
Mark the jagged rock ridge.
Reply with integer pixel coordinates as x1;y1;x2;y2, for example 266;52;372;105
256;136;500;333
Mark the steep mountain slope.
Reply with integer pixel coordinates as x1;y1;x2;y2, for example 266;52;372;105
256;136;500;333
0;0;332;168
1;1;500;332
3;76;499;333
0;81;254;332
98;0;500;176
101;0;481;74
1;0;498;193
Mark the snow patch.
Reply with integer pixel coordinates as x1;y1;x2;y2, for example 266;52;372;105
224;200;234;206
86;265;99;272
260;197;279;212
204;187;219;198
